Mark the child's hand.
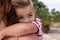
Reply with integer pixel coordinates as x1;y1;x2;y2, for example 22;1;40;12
0;31;4;40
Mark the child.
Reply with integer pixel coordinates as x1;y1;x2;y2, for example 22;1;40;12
0;0;43;40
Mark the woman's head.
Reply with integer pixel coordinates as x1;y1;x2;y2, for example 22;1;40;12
12;0;35;23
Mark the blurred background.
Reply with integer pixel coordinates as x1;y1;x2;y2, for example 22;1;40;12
32;0;60;40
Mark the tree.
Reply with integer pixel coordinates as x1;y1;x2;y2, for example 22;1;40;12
32;0;51;33
51;8;60;22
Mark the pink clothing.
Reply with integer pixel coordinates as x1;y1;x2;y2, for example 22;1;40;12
32;18;43;40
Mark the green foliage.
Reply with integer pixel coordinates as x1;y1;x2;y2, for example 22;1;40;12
32;0;51;33
32;0;60;33
51;8;60;22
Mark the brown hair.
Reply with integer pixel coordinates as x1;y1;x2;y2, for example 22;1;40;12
1;0;12;13
0;0;12;25
0;0;11;19
11;0;31;8
0;1;4;21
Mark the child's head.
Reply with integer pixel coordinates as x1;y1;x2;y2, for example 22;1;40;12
12;0;35;23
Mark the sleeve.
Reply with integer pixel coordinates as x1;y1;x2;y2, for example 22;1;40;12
32;18;43;36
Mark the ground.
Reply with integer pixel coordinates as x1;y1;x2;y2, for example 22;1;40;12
43;26;60;40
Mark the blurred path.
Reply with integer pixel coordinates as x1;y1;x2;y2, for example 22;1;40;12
43;27;60;40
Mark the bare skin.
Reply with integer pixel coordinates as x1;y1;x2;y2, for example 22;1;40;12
4;34;39;40
0;22;39;40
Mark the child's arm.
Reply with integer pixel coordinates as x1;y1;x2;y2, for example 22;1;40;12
0;23;38;39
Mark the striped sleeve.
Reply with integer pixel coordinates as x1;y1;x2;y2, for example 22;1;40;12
32;18;43;35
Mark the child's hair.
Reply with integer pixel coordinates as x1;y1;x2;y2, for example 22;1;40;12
6;7;19;26
11;0;31;8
